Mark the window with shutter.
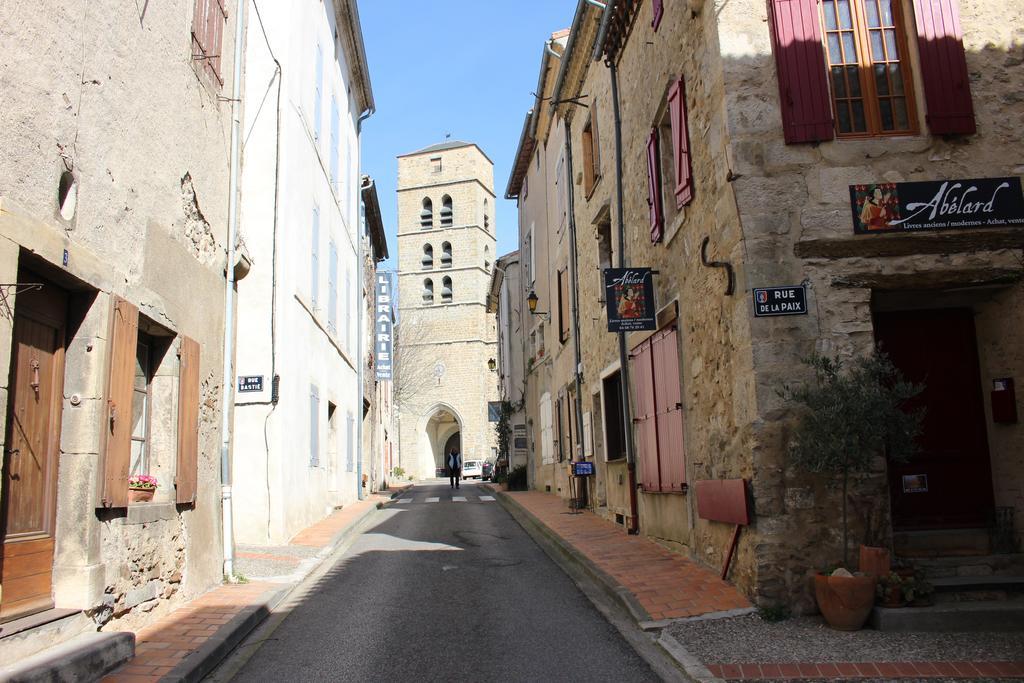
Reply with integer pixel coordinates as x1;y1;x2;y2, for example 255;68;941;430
191;0;227;86
652;0;664;31
911;0;975;135
330;98;340;185
175;336;200;505
314;44;323;142
668;78;693;209
768;0;836;143
102;297;139;508
310;385;320;467
630;339;660;491
311;205;320;309
646;128;664;243
328;240;338;333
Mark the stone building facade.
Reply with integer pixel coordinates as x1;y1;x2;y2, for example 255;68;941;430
232;0;373;545
395;142;499;480
0;0;235;648
503;0;1024;611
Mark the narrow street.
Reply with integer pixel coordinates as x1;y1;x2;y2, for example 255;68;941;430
219;481;661;682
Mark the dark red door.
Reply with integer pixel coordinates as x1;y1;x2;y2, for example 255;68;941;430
874;308;994;529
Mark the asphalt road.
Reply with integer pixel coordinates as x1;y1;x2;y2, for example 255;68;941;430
225;480;661;682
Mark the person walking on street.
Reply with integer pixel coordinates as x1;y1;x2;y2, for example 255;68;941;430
447;448;462;489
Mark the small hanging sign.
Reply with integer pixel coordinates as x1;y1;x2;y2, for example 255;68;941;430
752;285;808;317
572;461;595;477
604;268;656;332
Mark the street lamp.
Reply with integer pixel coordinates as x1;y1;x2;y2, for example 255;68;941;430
527;290;547;315
487;358;497;372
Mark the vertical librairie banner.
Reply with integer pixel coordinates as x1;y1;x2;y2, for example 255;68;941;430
604;268;656;332
375;272;393;380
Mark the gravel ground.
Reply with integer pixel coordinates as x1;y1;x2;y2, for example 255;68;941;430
668;613;1024;664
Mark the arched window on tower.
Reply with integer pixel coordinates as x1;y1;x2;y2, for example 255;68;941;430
421;198;433;229
441;276;453;303
440;195;453;227
484;245;490;273
483;198;490;229
422;278;434;304
441;241;452;268
421;244;433;269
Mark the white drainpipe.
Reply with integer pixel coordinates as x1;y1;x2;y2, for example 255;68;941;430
220;0;247;579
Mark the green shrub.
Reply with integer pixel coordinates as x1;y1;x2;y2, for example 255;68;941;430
508;465;528;491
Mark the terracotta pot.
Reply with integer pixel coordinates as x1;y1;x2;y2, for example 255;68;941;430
128;487;155;503
859;545;891;577
813;573;876;631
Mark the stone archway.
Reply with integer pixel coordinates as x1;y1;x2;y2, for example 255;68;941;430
424;405;462;477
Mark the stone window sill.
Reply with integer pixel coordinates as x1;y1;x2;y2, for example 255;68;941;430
125;502;177;525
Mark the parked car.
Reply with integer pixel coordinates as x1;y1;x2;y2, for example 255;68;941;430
462;460;483;479
481;461;494;481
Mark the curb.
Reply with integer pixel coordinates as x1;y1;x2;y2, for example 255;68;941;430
0;632;134;683
161;586;289;683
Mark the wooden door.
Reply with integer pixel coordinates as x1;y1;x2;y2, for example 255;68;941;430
1;278;67;621
874;308;994;530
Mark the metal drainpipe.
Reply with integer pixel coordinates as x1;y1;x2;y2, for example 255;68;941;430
608;59;639;534
356;109;373;500
220;0;247;579
562;120;586;480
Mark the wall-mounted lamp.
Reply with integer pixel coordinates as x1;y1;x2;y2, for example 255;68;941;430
527;290;548;315
487;358;497;372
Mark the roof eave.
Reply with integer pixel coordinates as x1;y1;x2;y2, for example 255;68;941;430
360;176;388;261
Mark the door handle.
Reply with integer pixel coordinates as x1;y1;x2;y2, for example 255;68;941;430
5;448;19;479
108;401;118;432
30;360;40;396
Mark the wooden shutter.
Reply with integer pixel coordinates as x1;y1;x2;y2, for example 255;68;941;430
328;241;338;333
652;0;664;31
767;0;835;144
912;0;976;135
645;128;664;243
207;0;226;82
668;78;694;209
630;339;660;491
101;297;139;508
652;327;686;491
176;336;200;505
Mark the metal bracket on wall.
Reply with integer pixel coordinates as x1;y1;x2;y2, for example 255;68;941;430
700;237;735;296
0;283;43;320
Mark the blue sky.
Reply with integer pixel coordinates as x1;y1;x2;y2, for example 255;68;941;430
358;1;575;271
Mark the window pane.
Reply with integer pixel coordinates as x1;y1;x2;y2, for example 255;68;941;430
852;100;867;132
894;98;910;129
842;32;858;62
865;0;880;27
132;389;148;439
870;30;885;61
828;34;842;64
846;66;862;97
884;29;898;59
879;98;895;129
135;341;149;390
875;64;890;95
836;102;852;133
823;0;838;30
130;439;146;476
831;67;847;98
889;64;905;95
838;0;853;28
881;0;894;25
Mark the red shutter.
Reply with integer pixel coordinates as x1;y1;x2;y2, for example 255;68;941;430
652;0;664;31
668;78;694;209
652;327;686;491
645;128;664;243
912;0;976;135
630;339;660;491
176;336;201;505
101;297;139;508
767;0;835;144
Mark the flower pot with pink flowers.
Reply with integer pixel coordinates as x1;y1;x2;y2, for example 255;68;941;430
128;474;158;503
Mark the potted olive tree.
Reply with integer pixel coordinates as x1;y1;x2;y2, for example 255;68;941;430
786;352;923;630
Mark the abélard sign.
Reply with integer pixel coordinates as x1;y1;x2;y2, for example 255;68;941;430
850;177;1024;235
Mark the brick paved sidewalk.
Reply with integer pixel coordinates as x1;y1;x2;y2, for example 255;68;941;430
101;488;406;682
504;490;750;621
705;660;1024;680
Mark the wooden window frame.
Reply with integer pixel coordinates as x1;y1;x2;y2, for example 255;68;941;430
191;0;227;87
129;332;155;477
582;107;601;199
819;0;920;138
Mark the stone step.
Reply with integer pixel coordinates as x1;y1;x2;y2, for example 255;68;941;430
0;609;91;664
869;596;1024;632
906;553;1024;579
0;631;134;682
894;528;991;558
928;575;1024;603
